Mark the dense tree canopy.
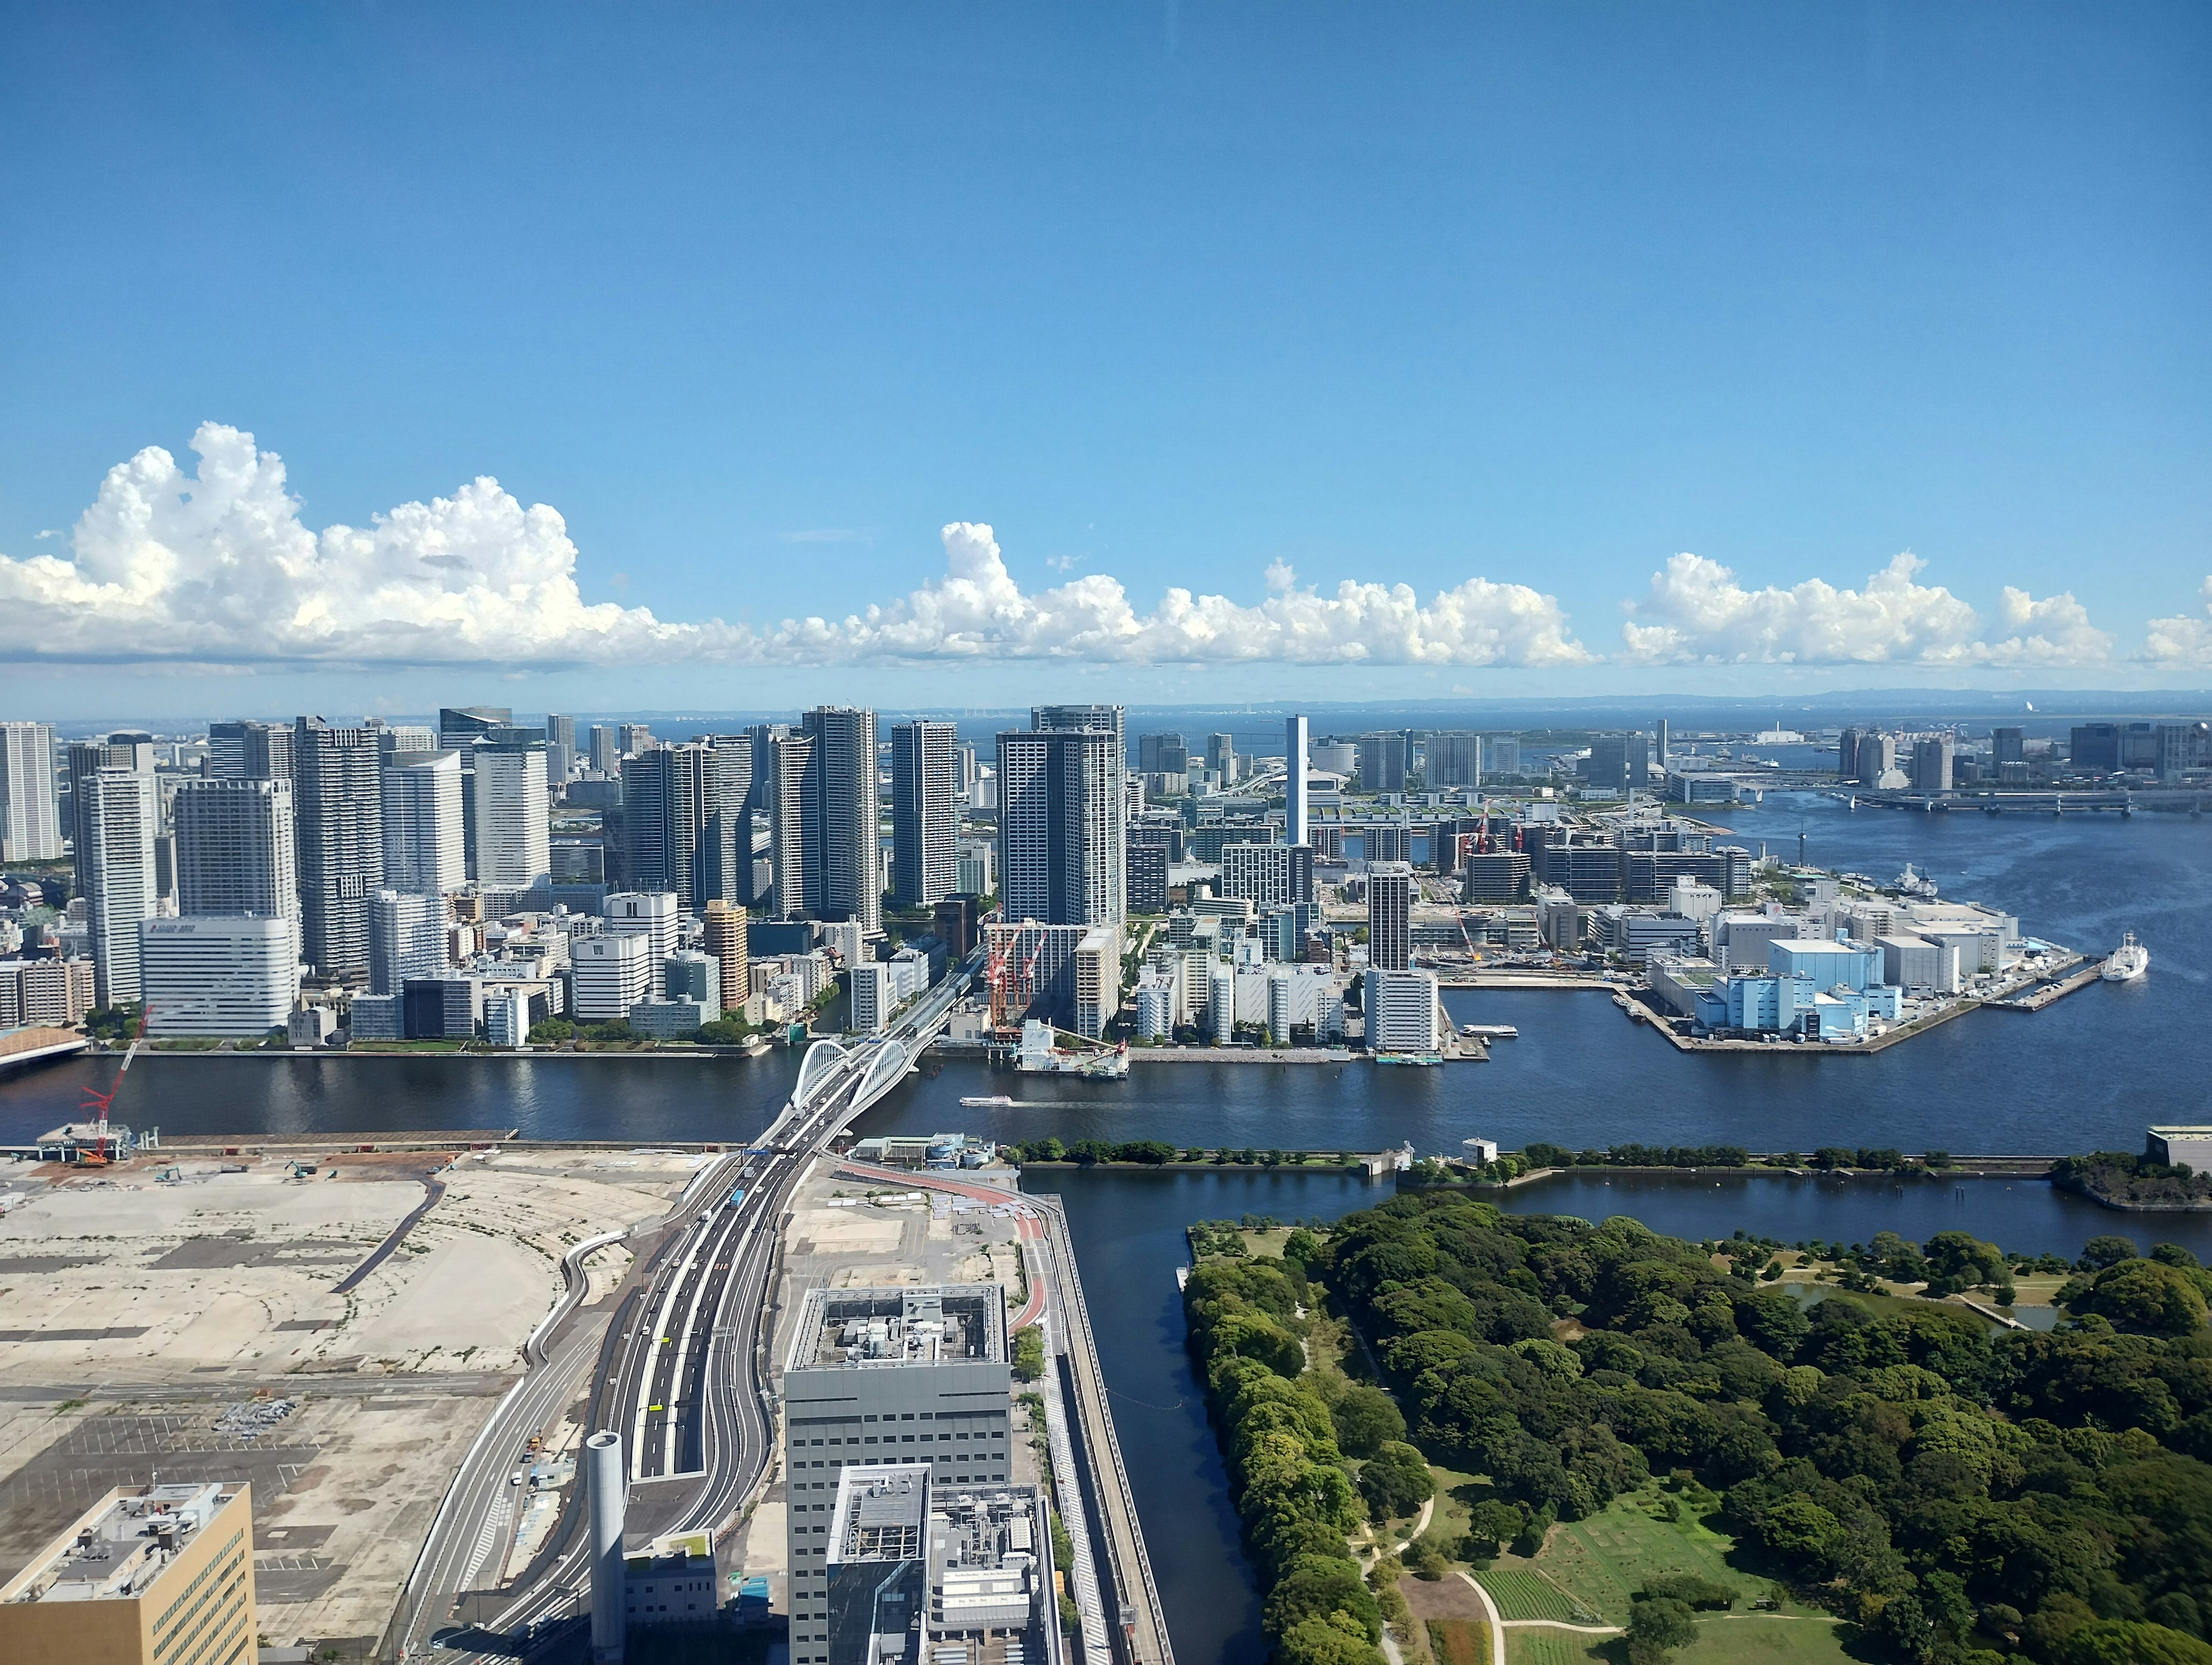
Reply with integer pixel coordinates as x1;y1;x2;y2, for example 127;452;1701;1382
1190;1190;2212;1665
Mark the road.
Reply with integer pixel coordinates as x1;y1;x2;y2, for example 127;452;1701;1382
391;961;972;1661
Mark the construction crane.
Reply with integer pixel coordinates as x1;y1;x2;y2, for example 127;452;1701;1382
77;1004;149;1167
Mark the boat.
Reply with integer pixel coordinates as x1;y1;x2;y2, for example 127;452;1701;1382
2101;933;2150;984
1374;1052;1443;1067
959;1094;1016;1109
1893;863;1939;900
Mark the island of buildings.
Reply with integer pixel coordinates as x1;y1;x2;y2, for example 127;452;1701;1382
0;708;2182;1087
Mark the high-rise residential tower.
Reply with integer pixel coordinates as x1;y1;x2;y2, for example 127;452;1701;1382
381;750;465;894
801;706;880;931
889;720;957;910
81;769;159;1006
623;743;738;909
1366;860;1414;973
293;719;384;981
0;722;59;861
172;778;298;926
761;730;812;918
1284;714;1309;847
997;725;1120;926
472;739;552;890
544;713;578;788
588;724;621;776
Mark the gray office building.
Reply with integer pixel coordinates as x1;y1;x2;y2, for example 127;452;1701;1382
1359;731;1408;794
294;719;385;981
782;1286;1012;1665
890;720;959;910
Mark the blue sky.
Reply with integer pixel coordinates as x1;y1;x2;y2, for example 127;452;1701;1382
1;2;2207;719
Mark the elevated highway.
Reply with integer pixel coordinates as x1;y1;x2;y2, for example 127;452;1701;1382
391;959;973;1660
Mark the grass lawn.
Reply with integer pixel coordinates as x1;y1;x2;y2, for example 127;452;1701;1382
1425;1463;1484;1549
1676;1615;1852;1665
1505;1632;1607;1665
1521;1490;1817;1628
1475;1570;1578;1621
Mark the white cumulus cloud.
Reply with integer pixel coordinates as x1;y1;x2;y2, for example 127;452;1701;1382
1619;552;2110;667
2146;579;2212;664
753;523;1592;667
0;423;727;666
0;425;1592;670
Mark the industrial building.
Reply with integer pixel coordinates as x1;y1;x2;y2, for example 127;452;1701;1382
782;1286;1013;1665
0;1481;255;1665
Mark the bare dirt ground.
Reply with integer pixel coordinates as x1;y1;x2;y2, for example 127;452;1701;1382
0;1144;707;1650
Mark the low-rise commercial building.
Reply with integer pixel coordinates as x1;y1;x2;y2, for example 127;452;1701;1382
0;1481;255;1665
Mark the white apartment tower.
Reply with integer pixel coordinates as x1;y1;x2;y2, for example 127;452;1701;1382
81;769;159;1006
369;889;448;996
381;749;465;893
471;744;552;890
0;723;59;861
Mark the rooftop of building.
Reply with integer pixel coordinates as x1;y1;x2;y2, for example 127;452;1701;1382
1;1482;245;1605
790;1284;1005;1371
831;1463;931;1563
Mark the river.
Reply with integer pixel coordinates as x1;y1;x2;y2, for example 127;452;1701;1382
1;791;2206;1662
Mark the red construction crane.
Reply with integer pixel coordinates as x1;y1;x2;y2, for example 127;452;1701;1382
78;1004;149;1166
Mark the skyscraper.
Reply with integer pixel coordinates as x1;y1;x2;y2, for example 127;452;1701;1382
1366;860;1414;973
81;769;158;1006
623;743;735;909
997;726;1120;926
801;707;880;931
172;779;298;923
1584;733;1649;795
1655;718;1672;767
889;720;957;910
1358;733;1408;794
1285;715;1309;848
380;750;466;893
544;714;578;789
293;719;384;981
0;723;59;862
471;739;552;890
67;734;142;901
588;724;621;776
1029;705;1125;921
761;730;812;917
1138;731;1188;775
437;706;512;751
1426;731;1478;788
1206;731;1237;785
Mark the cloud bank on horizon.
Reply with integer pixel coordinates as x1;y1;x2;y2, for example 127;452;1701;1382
0;424;2196;674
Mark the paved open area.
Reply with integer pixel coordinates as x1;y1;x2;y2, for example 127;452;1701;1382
0;1144;713;1654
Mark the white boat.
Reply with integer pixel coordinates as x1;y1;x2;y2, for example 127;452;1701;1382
1893;863;1939;900
959;1094;1016;1108
2102;933;2149;983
